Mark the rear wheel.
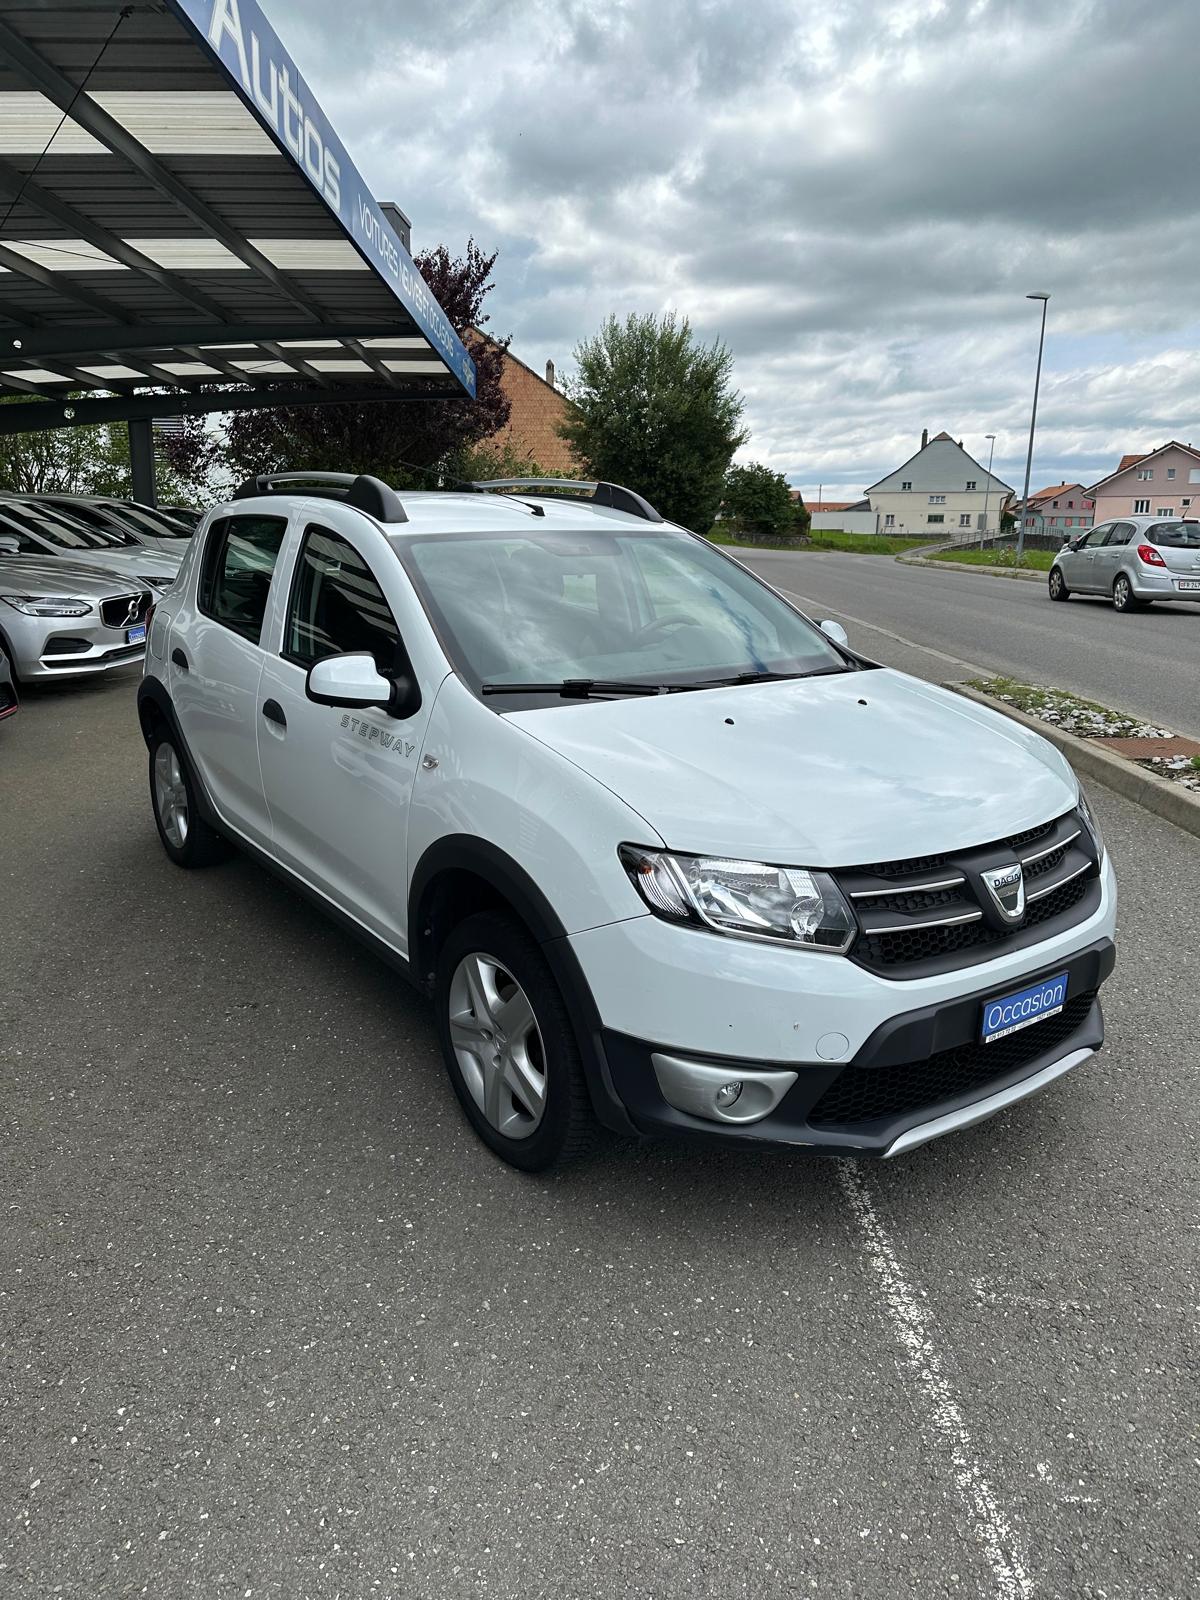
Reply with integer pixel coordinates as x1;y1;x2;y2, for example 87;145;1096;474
435;911;597;1172
1048;567;1070;601
149;728;229;867
1112;573;1143;612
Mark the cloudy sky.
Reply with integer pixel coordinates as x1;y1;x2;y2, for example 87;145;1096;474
280;0;1199;499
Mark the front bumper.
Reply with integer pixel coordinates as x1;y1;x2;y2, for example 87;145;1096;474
599;938;1115;1156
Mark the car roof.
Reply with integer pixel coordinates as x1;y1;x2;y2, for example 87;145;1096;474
1108;513;1199;527
218;488;678;537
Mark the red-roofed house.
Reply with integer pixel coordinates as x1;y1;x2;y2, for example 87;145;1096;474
1023;483;1093;534
1086;442;1200;523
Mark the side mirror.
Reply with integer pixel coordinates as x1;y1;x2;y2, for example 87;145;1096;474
306;652;393;710
0;533;19;555
305;651;423;719
820;619;849;648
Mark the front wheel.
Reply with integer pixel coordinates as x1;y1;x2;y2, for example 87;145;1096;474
1112;573;1143;613
1048;567;1070;601
435;911;597;1172
149;728;230;867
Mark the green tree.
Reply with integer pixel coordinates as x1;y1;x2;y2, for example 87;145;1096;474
560;312;747;531
0;396;184;501
722;462;804;542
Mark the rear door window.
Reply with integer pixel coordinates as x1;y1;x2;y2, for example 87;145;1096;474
1147;522;1200;547
197;514;288;644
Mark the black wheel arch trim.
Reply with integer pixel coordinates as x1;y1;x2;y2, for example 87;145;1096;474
136;675;223;832
409;834;638;1137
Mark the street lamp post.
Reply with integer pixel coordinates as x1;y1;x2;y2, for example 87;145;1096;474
1016;292;1050;562
979;433;996;549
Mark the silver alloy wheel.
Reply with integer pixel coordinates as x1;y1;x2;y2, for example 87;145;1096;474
153;742;189;849
448;951;547;1140
1114;575;1131;609
1050;569;1063;597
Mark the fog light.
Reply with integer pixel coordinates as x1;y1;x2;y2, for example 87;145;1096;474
715;1080;744;1109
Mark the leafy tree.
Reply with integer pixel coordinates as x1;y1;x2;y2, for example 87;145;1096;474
560;312;747;531
0;396;184;501
161;239;512;493
722;462;805;542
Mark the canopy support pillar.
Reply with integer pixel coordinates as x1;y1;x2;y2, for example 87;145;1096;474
128;417;157;506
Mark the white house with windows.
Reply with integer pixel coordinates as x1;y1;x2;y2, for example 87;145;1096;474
1086;441;1200;524
865;430;1014;538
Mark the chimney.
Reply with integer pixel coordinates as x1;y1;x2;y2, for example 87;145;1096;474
378;201;412;254
545;358;556;390
921;428;929;449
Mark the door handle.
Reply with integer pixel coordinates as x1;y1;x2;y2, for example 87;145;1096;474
171;647;189;670
262;698;287;729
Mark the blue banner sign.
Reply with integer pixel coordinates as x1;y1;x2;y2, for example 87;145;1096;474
165;0;476;397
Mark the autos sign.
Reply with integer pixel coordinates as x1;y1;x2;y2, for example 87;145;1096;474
166;0;477;397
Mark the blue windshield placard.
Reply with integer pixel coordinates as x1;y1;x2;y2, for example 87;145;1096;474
165;0;476;397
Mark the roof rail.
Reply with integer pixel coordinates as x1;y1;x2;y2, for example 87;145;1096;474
232;471;408;523
473;478;664;523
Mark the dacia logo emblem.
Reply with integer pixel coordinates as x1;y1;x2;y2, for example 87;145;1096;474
980;862;1025;924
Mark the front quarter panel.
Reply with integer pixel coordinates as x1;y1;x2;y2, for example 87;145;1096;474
407;676;662;938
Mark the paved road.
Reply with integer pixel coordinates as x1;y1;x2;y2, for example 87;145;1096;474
2;669;1199;1600
738;550;1200;739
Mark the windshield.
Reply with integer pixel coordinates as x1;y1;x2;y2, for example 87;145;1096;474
1147;521;1200;547
401;528;849;694
109;502;190;538
0;504;130;549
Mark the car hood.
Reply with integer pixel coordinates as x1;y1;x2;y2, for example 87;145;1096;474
44;546;180;579
504;669;1078;866
0;553;156;598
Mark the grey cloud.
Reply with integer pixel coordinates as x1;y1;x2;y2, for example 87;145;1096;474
268;0;1200;497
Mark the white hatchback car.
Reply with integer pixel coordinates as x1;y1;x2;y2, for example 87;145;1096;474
139;473;1117;1170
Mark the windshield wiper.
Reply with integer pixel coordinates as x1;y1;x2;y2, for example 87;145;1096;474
481;679;670;699
690;665;855;689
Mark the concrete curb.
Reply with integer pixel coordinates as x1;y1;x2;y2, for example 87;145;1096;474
898;550;1046;583
950;683;1200;842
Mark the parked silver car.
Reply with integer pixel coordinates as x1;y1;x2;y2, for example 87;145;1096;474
27;494;194;557
0;550;152;681
1050;516;1200;611
0;501;179;590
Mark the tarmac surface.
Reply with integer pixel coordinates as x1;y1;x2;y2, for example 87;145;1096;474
2;649;1198;1600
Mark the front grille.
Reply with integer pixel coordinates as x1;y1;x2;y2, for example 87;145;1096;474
836;811;1099;979
99;590;151;629
809;991;1096;1128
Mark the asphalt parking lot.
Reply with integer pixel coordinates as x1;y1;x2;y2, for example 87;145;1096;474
3;647;1199;1600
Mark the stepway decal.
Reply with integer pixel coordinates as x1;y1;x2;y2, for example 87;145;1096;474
166;0;476;396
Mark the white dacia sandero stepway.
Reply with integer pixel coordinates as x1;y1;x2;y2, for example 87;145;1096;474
139;473;1116;1170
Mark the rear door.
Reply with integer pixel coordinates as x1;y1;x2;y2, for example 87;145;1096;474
169;510;290;847
1093;520;1133;592
1061;523;1107;590
255;507;441;953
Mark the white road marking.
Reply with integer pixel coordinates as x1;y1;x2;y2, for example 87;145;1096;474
838;1162;1034;1600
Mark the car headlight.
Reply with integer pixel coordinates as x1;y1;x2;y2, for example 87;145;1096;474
619;845;857;952
140;574;174;590
0;593;93;617
1077;787;1106;865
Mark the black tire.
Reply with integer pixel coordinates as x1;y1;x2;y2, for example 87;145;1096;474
434;910;598;1172
1112;573;1142;613
148;726;230;868
1048;567;1070;601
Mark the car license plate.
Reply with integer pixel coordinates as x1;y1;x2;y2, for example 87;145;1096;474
1176;578;1200;592
127;623;147;645
981;972;1068;1044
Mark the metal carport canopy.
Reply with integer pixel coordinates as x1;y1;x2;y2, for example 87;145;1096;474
0;0;477;440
